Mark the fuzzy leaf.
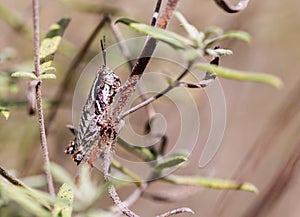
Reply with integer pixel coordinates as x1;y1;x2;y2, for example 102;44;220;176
205;30;251;46
41;66;56;75
174;11;204;45
206;48;233;56
40;18;70;71
111;159;143;184
49;163;75;187
53;183;73;217
155;156;187;171
195;63;283;88
0;179;52;216
38;73;57;80
116;18;195;49
11;71;38;80
21;175;46;188
204;26;223;38
165;175;259;193
118;137;155;161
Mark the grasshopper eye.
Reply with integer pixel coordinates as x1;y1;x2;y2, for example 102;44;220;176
64;141;76;154
73;151;83;165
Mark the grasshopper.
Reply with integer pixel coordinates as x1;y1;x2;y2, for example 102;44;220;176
65;37;121;165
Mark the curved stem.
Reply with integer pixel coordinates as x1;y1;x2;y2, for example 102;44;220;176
32;0;55;197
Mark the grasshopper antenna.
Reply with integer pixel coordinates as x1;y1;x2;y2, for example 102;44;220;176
100;36;106;66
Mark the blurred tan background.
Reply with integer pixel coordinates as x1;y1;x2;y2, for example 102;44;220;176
0;0;300;217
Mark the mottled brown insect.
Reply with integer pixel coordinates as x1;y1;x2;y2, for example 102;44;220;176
65;37;120;165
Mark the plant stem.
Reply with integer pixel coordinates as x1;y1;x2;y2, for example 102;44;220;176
119;61;193;120
0;166;26;187
112;0;180;118
105;2;182;217
32;0;55;197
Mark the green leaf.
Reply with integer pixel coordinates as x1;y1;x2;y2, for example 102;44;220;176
204;30;251;46
155;156;187;171
41;66;56;75
204;26;223;38
0;179;52;216
21;175;46;188
116;18;195;50
164;175;259;193
38;73;57;80
73;165;107;211
40;18;70;71
11;71;38;80
174;11;204;45
0;107;9;120
53;183;73;217
111;159;143;184
195;63;283;88
206;48;233;56
117;137;155;161
49;163;75;187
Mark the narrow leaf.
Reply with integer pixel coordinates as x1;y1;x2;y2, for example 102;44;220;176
118;137;155;161
21;175;46;188
164;175;259;193
53;183;73;217
155;156;187;171
206;48;233;56
0;180;52;216
11;71;38;80
174;11;204;44
49;163;75;187
195;63;283;88
111;158;143;184
204;26;223;38
38;73;57;80
40;66;56;75
205;30;251;46
40;18;70;71
116;18;195;49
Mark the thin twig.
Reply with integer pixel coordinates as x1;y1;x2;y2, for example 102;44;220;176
119;60;194;120
120;84;174;120
157;207;195;217
0;166;26;187
110;184;147;216
108;184;140;217
21;15;109;176
105;1;181;217
32;0;55;197
120;54;219;119
112;0;180;118
0;165;53;211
